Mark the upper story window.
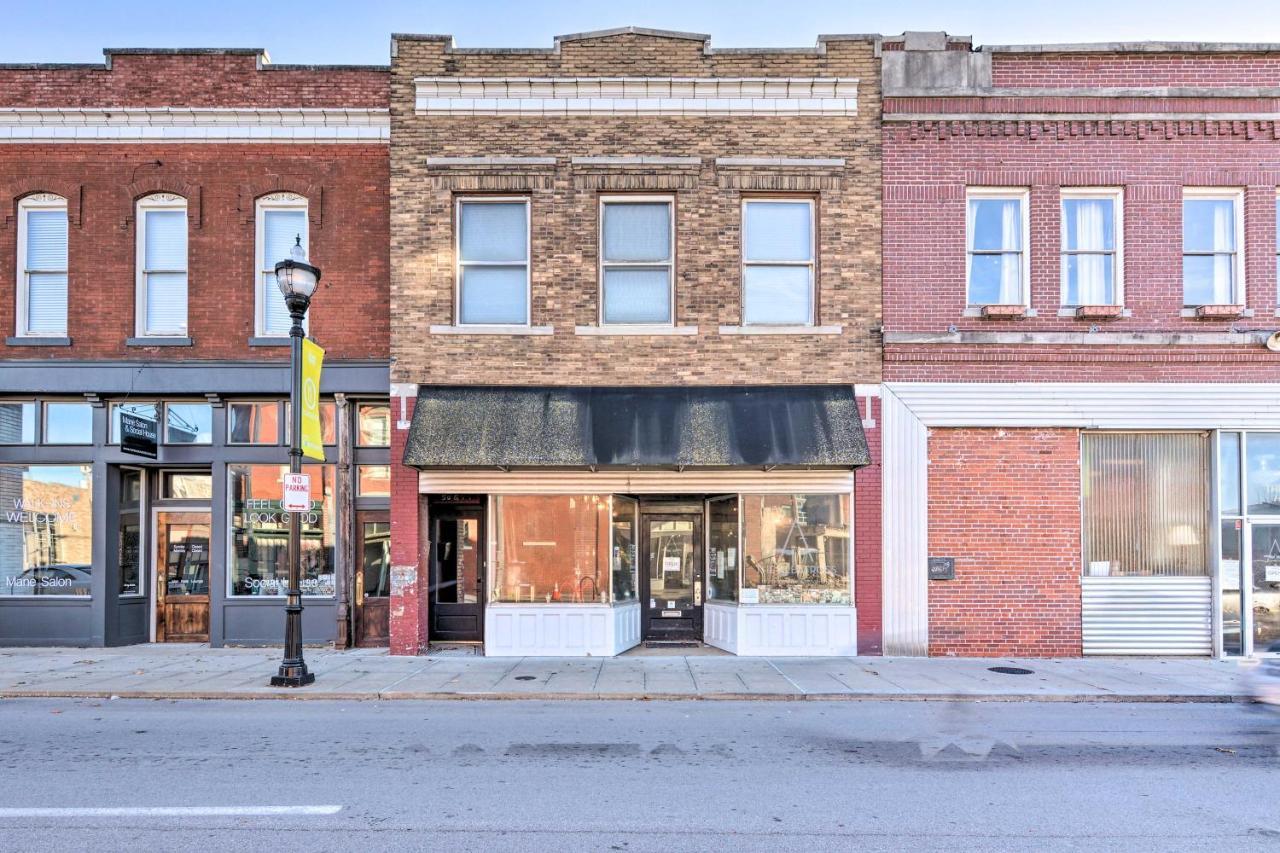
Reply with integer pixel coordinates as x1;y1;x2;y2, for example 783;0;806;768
966;189;1029;306
742;199;815;325
16;194;68;337
136;194;189;337
1061;189;1123;307
1274;193;1279;304
600;197;674;325
256;194;308;337
456;198;529;326
1183;188;1244;307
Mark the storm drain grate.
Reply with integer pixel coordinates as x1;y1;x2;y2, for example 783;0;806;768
988;666;1035;675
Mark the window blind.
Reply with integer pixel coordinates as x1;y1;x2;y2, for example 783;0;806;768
262;209;307;335
143;208;187;334
24;208;68;334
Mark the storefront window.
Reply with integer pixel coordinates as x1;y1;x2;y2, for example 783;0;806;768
357;403;390;447
111;403;157;443
741;494;851;604
228;464;335;597
284;400;337;445
1082;433;1209;577
1245;433;1280;516
0;402;36;445
165;403;213;445
357;465;390;497
707;496;739;601
43;402;92;445
163;471;212;500
0;464;93;597
611;496;637;602
228;402;280;445
493;494;610;603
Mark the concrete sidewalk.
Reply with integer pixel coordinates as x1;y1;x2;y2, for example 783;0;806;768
0;645;1256;701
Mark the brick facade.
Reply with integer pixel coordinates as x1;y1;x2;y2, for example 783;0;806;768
926;428;1083;657
0;51;389;362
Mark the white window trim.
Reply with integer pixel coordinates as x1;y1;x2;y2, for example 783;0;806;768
965;187;1031;308
1060;187;1125;307
15;193;68;337
1182;187;1246;307
455;196;531;328
134;193;189;337
740;197;817;327
254;193;309;338
598;195;675;326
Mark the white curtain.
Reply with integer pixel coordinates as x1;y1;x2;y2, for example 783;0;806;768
1073;199;1110;305
1211;202;1235;304
998;200;1022;304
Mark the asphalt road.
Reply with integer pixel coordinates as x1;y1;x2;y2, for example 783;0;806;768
0;698;1277;852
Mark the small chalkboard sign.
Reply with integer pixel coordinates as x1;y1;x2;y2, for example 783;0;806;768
928;557;955;581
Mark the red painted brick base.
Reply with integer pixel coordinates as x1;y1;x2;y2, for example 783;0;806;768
927;427;1083;657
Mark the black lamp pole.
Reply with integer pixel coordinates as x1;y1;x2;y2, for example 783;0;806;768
271;241;320;687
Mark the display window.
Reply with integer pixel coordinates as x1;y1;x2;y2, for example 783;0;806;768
228;464;335;597
0;464;93;597
493;494;612;604
740;493;851;604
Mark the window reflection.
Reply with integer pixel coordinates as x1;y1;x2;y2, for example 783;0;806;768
708;497;739;601
44;402;93;445
229;464;335;596
1246;433;1280;516
0;402;36;445
741;494;850;604
494;495;610;603
0;465;93;597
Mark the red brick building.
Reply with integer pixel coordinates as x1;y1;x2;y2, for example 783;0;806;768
880;34;1280;658
0;49;391;648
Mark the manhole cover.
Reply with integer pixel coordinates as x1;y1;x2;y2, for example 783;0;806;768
513;675;537;681
988;666;1034;675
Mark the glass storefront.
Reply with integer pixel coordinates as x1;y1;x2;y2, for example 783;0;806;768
1221;432;1280;654
228;463;336;597
0;464;93;597
740;494;851;604
493;494;612;603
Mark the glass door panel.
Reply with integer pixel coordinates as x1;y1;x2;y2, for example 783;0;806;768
434;517;480;604
354;511;390;648
1250;523;1280;650
154;510;210;642
641;514;703;640
1221;519;1244;656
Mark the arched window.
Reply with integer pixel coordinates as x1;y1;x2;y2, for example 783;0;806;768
16;193;68;337
135;193;188;337
255;193;309;337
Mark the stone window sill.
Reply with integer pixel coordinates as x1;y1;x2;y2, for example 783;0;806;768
6;336;71;346
575;325;698;336
717;325;843;335
1181;306;1250;319
429;324;553;336
126;336;193;347
248;337;290;347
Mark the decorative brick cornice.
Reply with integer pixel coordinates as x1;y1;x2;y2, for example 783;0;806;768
2;177;83;228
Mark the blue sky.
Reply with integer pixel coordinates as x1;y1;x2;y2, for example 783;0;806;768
2;0;1278;65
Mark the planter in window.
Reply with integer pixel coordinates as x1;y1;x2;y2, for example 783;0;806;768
1074;305;1124;320
1194;304;1245;319
979;304;1027;319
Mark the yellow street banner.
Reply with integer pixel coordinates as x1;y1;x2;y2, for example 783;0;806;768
300;338;325;461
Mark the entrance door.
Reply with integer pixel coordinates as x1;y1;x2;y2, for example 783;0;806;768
641;513;703;641
430;506;484;642
1250;523;1280;651
354;510;391;647
154;510;210;642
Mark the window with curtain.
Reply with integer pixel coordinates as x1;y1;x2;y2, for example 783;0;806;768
1082;433;1210;577
18;195;68;336
1183;192;1241;306
1061;191;1120;306
742;199;815;325
257;195;308;337
457;198;529;325
600;199;673;324
967;191;1027;306
137;195;188;336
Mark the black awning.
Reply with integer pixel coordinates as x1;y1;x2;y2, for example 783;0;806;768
403;385;870;469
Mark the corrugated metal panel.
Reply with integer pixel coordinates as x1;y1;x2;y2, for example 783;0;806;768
419;469;855;494
881;387;930;655
1082;576;1212;655
887;383;1280;429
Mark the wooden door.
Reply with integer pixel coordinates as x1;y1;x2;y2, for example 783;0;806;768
354;510;391;648
155;511;211;642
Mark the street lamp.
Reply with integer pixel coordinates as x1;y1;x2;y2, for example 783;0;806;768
271;237;321;687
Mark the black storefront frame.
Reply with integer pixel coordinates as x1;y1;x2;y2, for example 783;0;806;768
0;360;389;648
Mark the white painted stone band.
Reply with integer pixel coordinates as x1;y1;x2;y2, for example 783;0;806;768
0;108;389;143
0;805;344;817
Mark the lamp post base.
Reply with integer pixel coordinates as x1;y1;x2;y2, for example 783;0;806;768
270;664;315;688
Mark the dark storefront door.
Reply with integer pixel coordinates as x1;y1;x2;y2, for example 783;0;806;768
354;511;391;647
640;513;703;641
430;506;485;642
155;510;210;642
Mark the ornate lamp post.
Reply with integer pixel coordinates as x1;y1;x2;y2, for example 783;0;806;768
271;237;321;687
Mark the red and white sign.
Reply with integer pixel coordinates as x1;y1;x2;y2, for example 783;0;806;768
282;473;312;513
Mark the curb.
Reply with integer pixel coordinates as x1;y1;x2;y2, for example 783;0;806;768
0;689;1251;703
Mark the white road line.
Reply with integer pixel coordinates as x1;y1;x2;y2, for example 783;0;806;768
0;806;342;818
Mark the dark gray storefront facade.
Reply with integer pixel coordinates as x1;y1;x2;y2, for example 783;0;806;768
0;359;390;648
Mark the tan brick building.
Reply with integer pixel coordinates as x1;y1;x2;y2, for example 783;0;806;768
388;28;883;657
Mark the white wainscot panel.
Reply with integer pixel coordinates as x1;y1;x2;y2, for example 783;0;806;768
485;604;641;657
703;601;739;654
735;605;857;656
